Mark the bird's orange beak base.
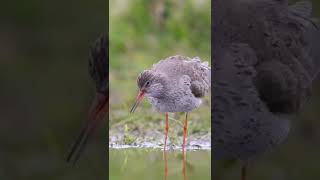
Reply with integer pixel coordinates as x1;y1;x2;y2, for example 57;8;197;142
130;91;145;113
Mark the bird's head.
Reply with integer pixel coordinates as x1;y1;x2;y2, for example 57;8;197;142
130;70;166;113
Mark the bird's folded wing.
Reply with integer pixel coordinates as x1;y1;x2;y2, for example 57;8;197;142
152;55;211;89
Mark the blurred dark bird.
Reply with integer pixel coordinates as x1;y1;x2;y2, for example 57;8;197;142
130;55;211;153
66;33;108;164
213;0;320;179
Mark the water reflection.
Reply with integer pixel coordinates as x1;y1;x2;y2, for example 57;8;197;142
182;151;187;180
110;148;210;180
164;150;188;180
164;150;168;180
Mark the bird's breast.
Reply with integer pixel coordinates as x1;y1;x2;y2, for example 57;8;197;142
147;95;202;113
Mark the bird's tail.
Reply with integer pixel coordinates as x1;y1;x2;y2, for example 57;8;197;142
66;93;108;164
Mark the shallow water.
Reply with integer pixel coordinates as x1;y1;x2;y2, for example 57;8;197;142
109;148;211;180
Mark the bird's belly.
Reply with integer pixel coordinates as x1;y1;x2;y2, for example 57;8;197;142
147;96;202;113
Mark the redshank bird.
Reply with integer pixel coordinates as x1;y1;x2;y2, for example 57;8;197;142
213;0;320;179
130;55;211;152
66;33;108;164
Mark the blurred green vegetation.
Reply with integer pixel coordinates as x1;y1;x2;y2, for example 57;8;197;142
109;0;211;146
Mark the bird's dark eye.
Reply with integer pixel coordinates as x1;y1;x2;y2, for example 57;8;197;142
146;81;150;86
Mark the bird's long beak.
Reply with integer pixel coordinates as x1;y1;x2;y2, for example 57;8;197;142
130;91;145;113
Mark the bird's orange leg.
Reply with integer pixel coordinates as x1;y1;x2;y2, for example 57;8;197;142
164;112;169;152
182;112;188;154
